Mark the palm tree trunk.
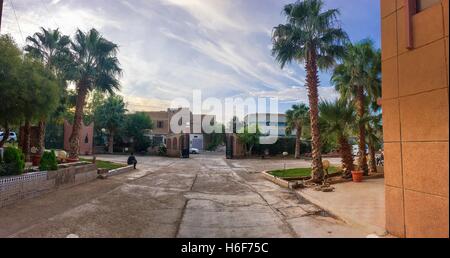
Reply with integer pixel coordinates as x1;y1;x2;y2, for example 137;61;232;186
69;83;88;159
23;120;31;162
306;50;324;182
339;135;354;178
295;127;301;159
368;141;377;174
356;86;368;175
108;130;114;154
37;120;46;155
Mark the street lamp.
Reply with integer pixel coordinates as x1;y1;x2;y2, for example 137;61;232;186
282;152;289;171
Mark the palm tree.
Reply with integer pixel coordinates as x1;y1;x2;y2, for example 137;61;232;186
272;0;348;182
365;113;383;175
24;28;71;155
286;104;310;159
319;99;355;178
94;95;127;154
68;29;122;159
331;39;381;175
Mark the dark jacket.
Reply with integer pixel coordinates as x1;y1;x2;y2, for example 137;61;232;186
127;155;137;165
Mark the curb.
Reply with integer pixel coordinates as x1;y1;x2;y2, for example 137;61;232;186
98;165;135;179
108;165;135;177
261;171;302;189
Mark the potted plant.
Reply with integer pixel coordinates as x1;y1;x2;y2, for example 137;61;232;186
352;165;364;183
30;147;41;166
66;156;79;163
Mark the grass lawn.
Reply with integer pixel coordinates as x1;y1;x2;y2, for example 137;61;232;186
270;166;340;179
80;158;126;171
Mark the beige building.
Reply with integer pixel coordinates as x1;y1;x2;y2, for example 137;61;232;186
145;109;216;151
381;0;448;238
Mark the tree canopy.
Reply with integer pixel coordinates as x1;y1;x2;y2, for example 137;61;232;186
0;35;22;141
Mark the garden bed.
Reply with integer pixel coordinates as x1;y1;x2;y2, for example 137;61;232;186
269;167;341;180
262;167;343;190
80;158;126;171
0;162;98;208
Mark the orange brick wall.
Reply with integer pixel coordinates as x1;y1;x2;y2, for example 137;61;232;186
381;0;449;238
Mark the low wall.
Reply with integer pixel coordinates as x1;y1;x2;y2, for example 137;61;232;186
107;165;134;177
0;163;98;208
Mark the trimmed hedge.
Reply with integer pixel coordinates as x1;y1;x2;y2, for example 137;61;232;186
39;150;58;171
254;137;312;156
0;147;25;177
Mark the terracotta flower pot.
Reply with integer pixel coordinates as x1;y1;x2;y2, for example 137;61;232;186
352;170;364;183
32;155;41;167
66;157;79;163
352;171;364;183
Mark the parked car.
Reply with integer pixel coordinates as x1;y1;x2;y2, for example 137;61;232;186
190;148;200;154
0;132;17;142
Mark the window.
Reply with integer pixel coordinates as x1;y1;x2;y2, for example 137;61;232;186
417;0;441;11
157;121;164;129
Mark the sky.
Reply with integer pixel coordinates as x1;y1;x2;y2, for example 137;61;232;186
1;0;381;114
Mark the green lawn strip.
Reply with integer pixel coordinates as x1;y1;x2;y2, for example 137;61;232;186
80;158;126;171
269;166;340;179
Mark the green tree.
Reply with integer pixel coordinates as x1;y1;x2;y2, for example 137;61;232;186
0;35;22;148
94;95;127;154
319;100;356;178
17;58;60;159
286;104;310;159
237;125;261;156
207;124;226;151
331;39;381;175
24;28;72;155
122;112;154;152
68;29;122;159
272;0;348;182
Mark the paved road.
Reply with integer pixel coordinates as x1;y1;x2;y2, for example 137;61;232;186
0;154;368;238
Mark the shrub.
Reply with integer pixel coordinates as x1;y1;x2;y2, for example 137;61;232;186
39;150;58;171
0;147;25;177
206;143;219;151
158;145;167;156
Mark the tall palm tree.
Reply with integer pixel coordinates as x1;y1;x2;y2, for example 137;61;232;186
24;28;71;155
68;29;122;159
366;113;383;175
319;99;355;178
286;104;310;159
331;39;381;175
272;0;348;182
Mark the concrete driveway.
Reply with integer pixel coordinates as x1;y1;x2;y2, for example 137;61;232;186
0;154;369;238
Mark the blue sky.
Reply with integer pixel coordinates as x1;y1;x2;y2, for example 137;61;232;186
2;0;380;113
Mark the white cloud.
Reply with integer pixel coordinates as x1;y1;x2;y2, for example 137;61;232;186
245;87;340;105
1;0;375;114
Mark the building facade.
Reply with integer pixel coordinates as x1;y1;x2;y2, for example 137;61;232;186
381;0;448;237
145;109;216;151
244;113;296;137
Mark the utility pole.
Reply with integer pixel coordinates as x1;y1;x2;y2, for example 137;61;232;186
0;0;4;33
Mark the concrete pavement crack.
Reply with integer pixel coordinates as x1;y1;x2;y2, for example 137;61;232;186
228;169;300;238
174;172;198;238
